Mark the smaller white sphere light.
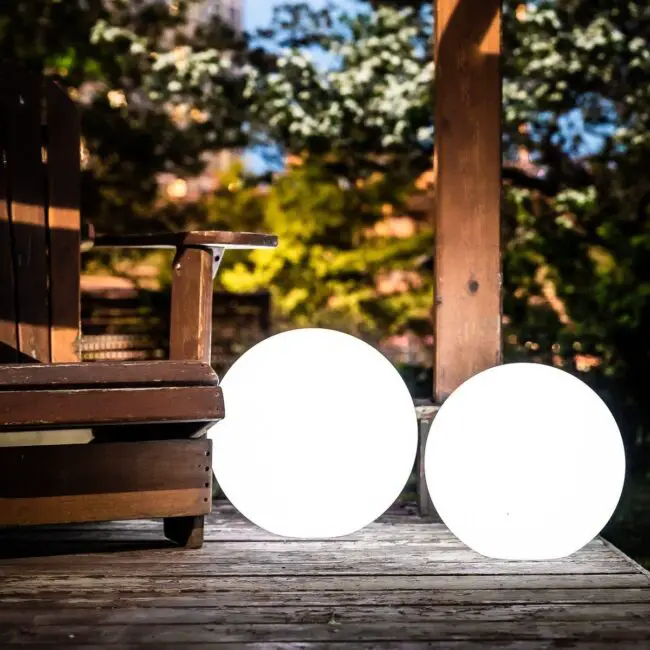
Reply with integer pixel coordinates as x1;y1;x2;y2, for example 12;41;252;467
209;328;417;538
425;363;626;560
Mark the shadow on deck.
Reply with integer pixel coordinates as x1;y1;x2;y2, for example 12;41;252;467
1;502;650;648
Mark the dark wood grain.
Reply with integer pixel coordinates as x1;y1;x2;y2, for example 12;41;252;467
0;556;634;577
94;230;278;250
433;0;502;400
0;439;211;499
0;89;18;362
4;587;650;607
0;488;211;529
0;515;615;544
0;537;621;565
3;571;647;593
45;80;81;362
0;640;632;650
0;359;218;389
0;439;211;527
0;385;224;429
2;67;51;362
2;603;650;625
5;620;650;644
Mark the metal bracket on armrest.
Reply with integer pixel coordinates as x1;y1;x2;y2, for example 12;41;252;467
172;245;224;280
212;246;224;279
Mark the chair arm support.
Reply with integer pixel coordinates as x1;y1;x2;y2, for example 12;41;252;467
169;247;216;363
85;230;278;363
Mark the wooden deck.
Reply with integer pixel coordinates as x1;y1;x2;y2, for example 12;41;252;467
1;502;650;648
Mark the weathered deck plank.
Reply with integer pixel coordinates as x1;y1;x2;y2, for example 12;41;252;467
0;502;648;647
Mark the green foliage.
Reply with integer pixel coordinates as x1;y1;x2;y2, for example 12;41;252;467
499;0;650;457
190;2;433;346
211;163;432;341
250;2;433;181
0;0;254;243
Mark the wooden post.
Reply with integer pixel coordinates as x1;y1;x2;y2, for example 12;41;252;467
433;0;503;402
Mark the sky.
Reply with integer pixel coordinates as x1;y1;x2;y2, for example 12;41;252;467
243;0;359;34
242;0;278;173
242;0;275;34
242;0;360;172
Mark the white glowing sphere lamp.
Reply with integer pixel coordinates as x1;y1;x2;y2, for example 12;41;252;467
425;363;626;560
209;328;417;538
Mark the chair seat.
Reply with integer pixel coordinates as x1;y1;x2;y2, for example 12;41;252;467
0;360;224;431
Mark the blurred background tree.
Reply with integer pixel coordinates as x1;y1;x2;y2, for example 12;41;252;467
210;2;435;368
0;0;270;273
500;0;650;462
214;162;432;344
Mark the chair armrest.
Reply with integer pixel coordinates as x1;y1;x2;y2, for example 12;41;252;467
85;230;278;365
91;230;278;251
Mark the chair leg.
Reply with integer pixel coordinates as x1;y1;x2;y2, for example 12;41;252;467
164;515;205;549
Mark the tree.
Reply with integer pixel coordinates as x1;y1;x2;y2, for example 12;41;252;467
183;3;435;350
500;0;650;460
207;161;433;344
249;2;433;183
236;0;650;458
0;0;259;242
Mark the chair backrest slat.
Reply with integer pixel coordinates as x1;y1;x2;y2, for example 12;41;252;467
0;65;81;364
0;112;18;362
46;81;81;362
3;68;51;362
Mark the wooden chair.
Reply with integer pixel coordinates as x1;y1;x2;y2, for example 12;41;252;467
0;66;277;547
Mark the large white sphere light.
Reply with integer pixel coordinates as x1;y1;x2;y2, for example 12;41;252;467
209;328;417;538
425;363;626;560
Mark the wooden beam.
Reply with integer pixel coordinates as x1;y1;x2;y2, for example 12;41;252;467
0;385;224;430
0;359;218;388
0;439;212;526
0;96;18;363
433;0;502;402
